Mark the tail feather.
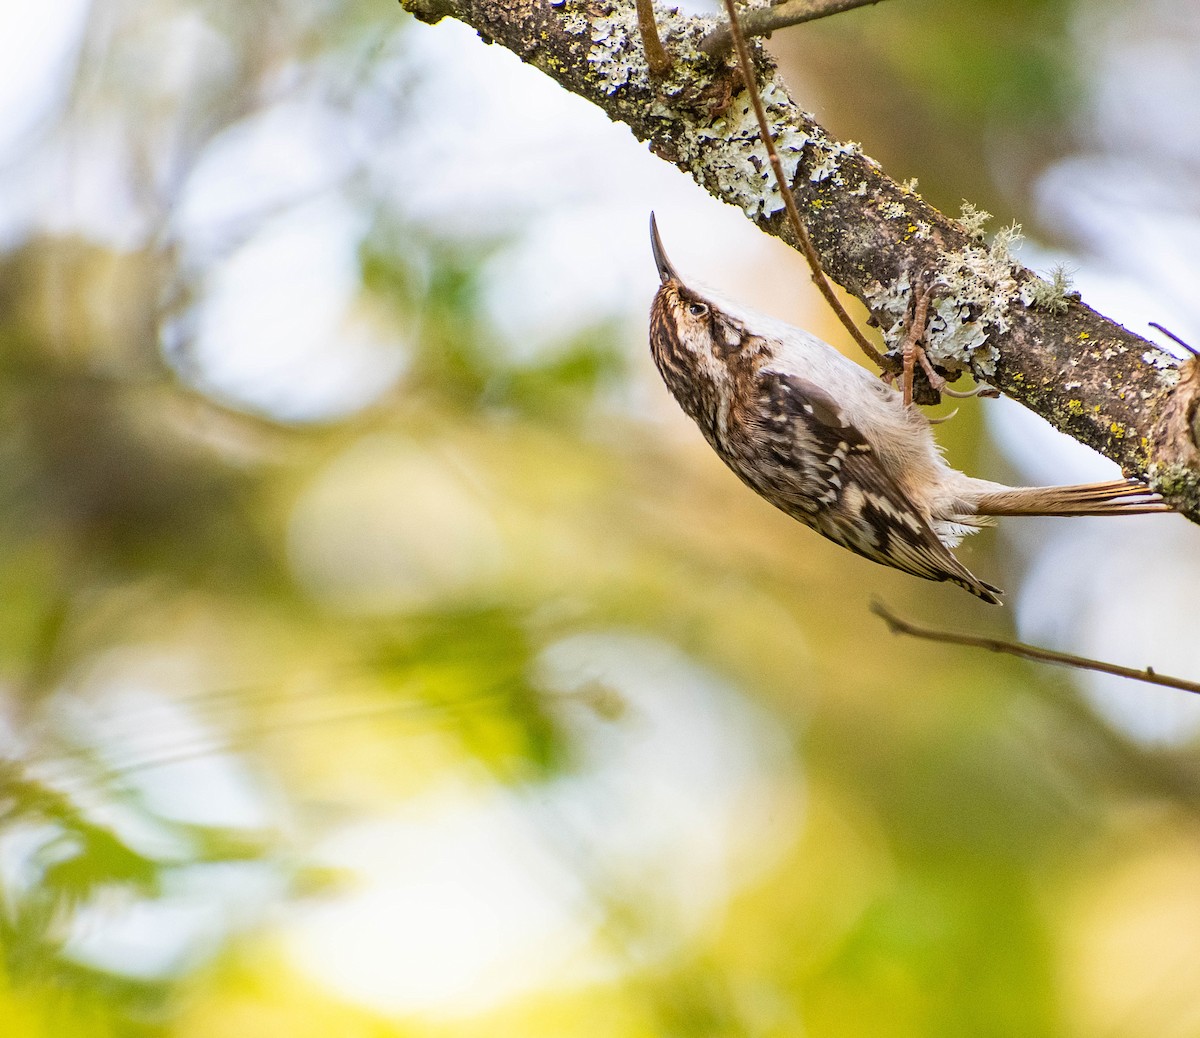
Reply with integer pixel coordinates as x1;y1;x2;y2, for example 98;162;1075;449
973;478;1169;517
949;572;1004;605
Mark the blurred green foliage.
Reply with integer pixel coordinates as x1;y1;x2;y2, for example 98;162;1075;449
786;0;1077;224
360;223;626;418
2;1;1199;1037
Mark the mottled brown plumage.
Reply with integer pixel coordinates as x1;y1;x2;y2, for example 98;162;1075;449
647;214;1169;603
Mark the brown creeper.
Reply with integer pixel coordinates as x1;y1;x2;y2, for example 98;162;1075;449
647;214;1169;603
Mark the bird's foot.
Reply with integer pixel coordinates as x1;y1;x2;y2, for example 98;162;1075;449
890;277;998;406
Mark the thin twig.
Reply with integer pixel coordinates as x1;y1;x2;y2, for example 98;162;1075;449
720;0;886;367
635;0;672;78
703;0;889;58
871;600;1200;697
1149;321;1200;358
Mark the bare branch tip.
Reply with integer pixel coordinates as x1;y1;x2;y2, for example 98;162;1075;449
1149;322;1200;359
865;601;1200;697
869;598;902;632
398;0;455;25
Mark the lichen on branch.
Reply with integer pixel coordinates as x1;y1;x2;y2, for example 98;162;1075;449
395;0;1200;519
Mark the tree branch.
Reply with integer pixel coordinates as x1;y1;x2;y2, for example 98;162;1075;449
396;0;1200;521
719;0;884;367
871;601;1200;697
701;0;890;58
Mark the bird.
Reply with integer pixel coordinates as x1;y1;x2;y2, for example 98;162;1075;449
646;213;1169;603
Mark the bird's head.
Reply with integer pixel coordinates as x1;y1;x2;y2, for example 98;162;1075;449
648;213;767;421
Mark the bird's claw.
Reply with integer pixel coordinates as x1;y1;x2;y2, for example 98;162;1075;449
893;276;997;406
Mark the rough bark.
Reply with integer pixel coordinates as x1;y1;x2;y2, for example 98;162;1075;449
397;0;1200;521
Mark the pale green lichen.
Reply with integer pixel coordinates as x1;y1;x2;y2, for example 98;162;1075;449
991;221;1023;259
579;3;651;94
867;223;1031;377
808;150;843;183
958;201;992;240
1148;460;1200;498
560;0;872;219
1143;350;1180;376
560;1;591;39
557;2;884;224
1049;262;1074;294
1027;263;1075;315
809;139;859;184
691;79;813;217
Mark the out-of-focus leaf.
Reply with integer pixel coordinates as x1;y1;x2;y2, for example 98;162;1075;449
366;606;565;777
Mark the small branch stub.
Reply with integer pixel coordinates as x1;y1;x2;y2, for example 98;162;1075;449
702;0;890;57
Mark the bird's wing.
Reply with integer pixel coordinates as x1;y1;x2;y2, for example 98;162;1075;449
750;371;1002;603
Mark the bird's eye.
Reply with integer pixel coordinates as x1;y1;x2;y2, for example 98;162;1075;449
688;302;709;318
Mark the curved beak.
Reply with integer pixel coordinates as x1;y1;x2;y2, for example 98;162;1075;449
649;212;679;284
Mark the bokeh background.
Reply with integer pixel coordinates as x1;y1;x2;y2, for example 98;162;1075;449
4;0;1200;1035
